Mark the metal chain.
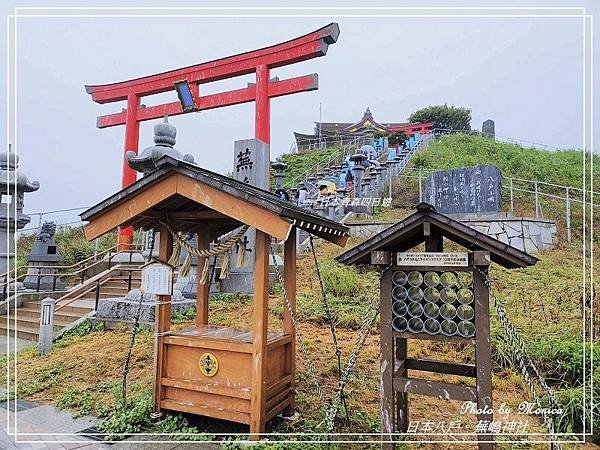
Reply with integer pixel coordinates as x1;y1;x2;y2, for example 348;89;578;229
269;243;379;431
323;295;379;431
121;289;145;406
308;234;349;422
475;267;561;450
269;244;328;415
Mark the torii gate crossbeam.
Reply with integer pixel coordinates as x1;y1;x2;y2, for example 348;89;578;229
86;23;339;249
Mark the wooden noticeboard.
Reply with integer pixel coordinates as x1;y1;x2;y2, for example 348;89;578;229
141;262;174;296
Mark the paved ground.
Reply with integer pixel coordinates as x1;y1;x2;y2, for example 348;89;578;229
0;339;219;448
0;399;103;449
0;399;221;449
0;335;36;355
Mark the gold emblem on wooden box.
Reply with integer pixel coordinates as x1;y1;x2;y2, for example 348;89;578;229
199;352;219;377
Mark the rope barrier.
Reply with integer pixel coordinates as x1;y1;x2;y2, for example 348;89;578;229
160;220;250;282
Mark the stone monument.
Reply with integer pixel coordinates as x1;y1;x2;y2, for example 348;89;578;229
425;165;502;215
23;221;65;291
482;119;495;139
220;139;270;293
0;148;40;294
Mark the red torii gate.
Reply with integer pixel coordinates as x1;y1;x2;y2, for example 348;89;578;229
86;23;340;249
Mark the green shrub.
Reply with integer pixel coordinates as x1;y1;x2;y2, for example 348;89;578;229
319;260;362;297
154;414;212;441
549;379;600;443
56;387;94;417
97;391;153;437
526;337;598;387
409;104;471;131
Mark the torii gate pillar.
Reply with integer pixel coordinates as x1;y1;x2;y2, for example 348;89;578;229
255;65;270;144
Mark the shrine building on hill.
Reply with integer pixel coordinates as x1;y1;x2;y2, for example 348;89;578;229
293;107;433;152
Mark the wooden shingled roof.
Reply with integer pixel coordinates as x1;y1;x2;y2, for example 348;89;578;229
336;203;538;269
80;156;349;246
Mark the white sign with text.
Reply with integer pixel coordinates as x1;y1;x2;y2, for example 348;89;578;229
396;252;469;267
141;262;173;295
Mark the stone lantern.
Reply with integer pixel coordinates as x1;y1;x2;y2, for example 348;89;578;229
272;161;287;190
23;222;65;291
0;148;40;287
350;153;366;198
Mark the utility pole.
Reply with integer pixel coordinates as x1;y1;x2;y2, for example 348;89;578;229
319;102;322;147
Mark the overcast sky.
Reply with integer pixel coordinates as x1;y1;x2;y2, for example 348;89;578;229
1;1;598;227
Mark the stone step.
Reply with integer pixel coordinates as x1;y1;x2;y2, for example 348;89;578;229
99;286;132;294
22;302;92;316
0;322;39;341
14;305;87;323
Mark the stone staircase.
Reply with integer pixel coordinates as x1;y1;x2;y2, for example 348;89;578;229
0;267;142;341
288;133;432;221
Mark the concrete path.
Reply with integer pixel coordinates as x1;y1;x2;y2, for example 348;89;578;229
0;399;221;449
0;335;36;355
0;399;102;449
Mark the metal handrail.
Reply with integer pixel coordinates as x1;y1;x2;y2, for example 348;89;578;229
0;247;144;299
54;265;143;313
431;128;564;151
285;136;372;189
0;244;143;282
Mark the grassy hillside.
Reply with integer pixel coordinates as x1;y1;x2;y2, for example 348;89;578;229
4;135;599;447
275;145;342;188
393;133;598;243
411;133;598;190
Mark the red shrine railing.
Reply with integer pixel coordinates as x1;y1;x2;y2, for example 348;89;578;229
85;23;340;249
388;122;434;135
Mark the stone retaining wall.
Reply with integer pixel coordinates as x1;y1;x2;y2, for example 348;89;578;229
347;217;557;253
463;218;557;253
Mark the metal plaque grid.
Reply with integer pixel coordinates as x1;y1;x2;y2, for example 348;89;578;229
391;267;475;339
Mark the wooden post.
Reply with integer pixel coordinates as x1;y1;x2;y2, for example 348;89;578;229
509;178;514;213
282;227;297;416
423;221;443;252
395;337;408;434
250;230;269;437
473;252;493;450
380;269;395;450
565;187;572;244
153;223;173;415
534;181;540;218
195;230;210;326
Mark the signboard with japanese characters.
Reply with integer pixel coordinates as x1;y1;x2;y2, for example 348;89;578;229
225;138;270;292
396;252;469;267
425;165;502;215
141;261;174;295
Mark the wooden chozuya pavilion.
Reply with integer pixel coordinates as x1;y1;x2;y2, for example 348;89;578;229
80;155;349;435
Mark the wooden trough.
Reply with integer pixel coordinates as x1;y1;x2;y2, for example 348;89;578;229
80;155;349;435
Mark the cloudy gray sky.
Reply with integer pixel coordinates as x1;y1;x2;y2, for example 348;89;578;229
1;1;598;228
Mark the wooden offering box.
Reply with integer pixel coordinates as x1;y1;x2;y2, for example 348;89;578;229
161;325;293;424
80;156;349;435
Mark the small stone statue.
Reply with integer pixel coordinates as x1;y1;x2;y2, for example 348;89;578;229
23;221;65;291
126;116;195;175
